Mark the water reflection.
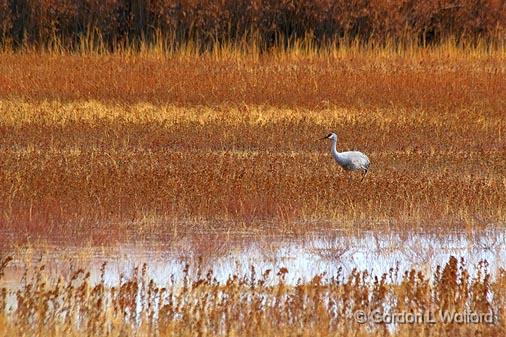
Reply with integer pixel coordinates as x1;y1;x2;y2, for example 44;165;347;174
1;230;504;290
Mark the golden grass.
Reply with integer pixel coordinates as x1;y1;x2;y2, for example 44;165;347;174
1;45;504;106
0;48;505;241
1;100;504;240
0;255;504;337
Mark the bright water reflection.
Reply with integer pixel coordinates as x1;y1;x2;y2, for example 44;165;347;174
2;230;504;290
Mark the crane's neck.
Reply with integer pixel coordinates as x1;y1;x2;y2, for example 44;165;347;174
330;139;344;165
330;138;343;163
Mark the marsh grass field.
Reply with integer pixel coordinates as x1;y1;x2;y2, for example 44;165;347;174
1;47;505;237
0;43;505;336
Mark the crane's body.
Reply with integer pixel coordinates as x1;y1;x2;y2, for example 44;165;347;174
322;132;370;180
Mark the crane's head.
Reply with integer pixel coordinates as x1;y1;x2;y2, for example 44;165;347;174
321;132;337;141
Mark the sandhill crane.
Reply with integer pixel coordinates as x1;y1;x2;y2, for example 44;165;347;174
321;132;370;181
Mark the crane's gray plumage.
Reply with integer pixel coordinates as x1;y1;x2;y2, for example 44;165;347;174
322;132;370;181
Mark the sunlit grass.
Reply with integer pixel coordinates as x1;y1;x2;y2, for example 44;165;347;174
0;100;504;240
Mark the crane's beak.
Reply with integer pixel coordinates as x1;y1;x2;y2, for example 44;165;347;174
319;136;328;140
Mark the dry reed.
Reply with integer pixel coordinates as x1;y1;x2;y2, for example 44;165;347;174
0;255;504;337
0;0;504;52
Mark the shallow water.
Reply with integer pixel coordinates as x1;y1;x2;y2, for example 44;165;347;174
2;229;504;290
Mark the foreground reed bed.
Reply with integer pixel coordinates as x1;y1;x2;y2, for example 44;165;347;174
0;255;504;337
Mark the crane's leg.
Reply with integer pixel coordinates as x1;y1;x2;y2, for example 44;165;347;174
361;168;368;182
